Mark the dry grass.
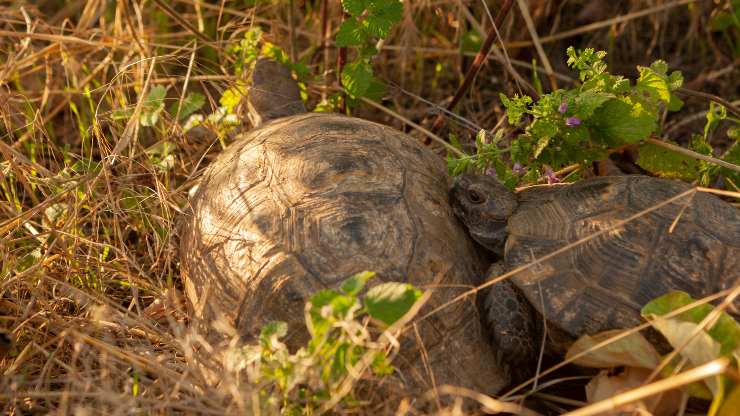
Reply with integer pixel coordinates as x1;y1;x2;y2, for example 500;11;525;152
1;0;738;414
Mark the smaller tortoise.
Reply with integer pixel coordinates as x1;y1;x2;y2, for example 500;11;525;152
449;174;740;374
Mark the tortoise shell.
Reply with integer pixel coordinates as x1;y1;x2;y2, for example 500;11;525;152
180;113;507;393
506;175;740;337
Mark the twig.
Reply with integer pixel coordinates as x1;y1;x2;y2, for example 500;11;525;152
337;11;348;114
677;87;740;118
429;0;515;134
646;138;740;173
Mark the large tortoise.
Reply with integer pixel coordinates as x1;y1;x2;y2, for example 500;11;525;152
450;173;740;375
180;59;507;393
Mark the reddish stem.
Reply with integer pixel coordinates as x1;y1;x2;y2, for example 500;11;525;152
429;0;515;137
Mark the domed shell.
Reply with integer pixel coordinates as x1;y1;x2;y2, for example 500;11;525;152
180;113;507;393
505;175;740;337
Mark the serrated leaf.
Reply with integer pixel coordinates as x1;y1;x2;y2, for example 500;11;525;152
168;92;205;121
573;91;613;119
500;94;532;125
364;282;422;326
590;98;657;144
366;0;403;37
342;0;368;17
341;60;373;98
566;330;661;369
637;68;671;103
336;19;367;47
340;271;375;296
140;85;167;127
636;142;699;180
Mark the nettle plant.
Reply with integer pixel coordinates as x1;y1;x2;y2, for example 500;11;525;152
226;271;422;414
450;47;739;189
334;0;403;102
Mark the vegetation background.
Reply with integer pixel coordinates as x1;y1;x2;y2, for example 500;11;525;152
0;0;738;414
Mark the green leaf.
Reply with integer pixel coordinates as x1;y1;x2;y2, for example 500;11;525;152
219;82;247;113
641;291;740;356
590;98;657;144
140;85;167;127
528;119;558;159
364;282;422;326
342;0;368;17
705;102;728;139
340;271;375;296
636;67;671;103
336;19;367;47
341;60;373;98
719;384;740;416
636;142;700;180
500;94;532;125
573;91;613;119
370;352;394;376
168;92;205;121
260;321;288;347
307;289;341;336
366;0;403;37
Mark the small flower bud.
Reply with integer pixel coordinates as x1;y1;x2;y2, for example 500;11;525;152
512;162;526;176
543;166;560;184
565;117;581;127
558;102;568;114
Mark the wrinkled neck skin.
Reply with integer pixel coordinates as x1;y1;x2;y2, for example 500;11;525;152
449;174;519;256
247;58;307;126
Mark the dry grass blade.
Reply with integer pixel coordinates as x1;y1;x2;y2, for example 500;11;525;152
433;385;542;416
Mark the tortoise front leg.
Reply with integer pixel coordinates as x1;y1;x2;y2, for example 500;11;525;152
482;262;540;381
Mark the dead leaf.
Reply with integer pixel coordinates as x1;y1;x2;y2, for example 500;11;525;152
566;329;661;369
586;367;682;416
649;317;723;395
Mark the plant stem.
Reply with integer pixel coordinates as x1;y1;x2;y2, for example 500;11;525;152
646;138;740;173
337;11;348;114
429;0;515;135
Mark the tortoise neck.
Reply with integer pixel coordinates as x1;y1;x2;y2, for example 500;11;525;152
247;58;306;126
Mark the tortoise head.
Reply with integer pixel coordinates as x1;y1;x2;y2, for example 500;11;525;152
247;58;306;126
449;174;518;256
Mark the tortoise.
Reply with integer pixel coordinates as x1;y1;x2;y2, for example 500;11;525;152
449;173;740;375
180;59;508;394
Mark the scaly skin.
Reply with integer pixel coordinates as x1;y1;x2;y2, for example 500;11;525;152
246;58;306;126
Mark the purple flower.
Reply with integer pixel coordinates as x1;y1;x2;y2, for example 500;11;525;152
565;116;581;127
485;167;497;178
558;102;568;114
543;166;560;184
512;162;526;176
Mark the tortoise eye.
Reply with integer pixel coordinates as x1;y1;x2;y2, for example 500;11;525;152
468;189;484;204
